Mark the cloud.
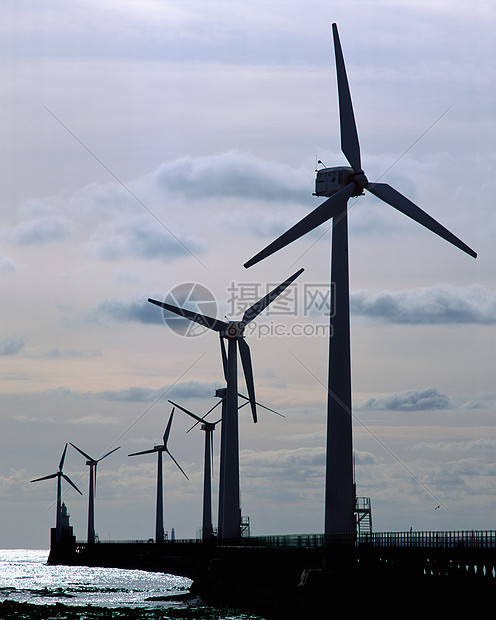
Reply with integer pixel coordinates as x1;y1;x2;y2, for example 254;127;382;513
66;414;118;426
458;392;496;410
7;216;73;246
87;215;204;262
6;381;218;404
29;348;102;359
0;337;25;356
0;255;14;273
97;381;217;403
416;438;496;453
359;387;450;411
153;151;309;203
0;469;27;499
89;294;162;325
241;446;325;470
351;284;496;324
354;450;378;465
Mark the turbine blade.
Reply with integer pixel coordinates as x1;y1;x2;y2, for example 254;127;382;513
30;473;57;483
94;463;98;497
242;268;305;324
238;338;257;423
238;393;285;418
169;400;205;425
59;443;68;471
166;450;189;480
183;398;222;433
98;446;121;462
163;409;174;447
148;298;228;332
62;474;83;495
128;448;157;456
220;335;228;381
332;23;361;172
244;183;355;268
367;182;477;259
70;443;94;462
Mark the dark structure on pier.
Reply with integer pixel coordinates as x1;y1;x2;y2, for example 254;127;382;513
48;528;496;619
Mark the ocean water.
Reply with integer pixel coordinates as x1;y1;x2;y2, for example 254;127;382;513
0;549;263;619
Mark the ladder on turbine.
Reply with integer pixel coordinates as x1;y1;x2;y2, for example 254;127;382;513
355;497;372;534
241;516;251;537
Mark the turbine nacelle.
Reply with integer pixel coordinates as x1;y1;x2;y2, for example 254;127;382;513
223;321;246;340
314;166;367;198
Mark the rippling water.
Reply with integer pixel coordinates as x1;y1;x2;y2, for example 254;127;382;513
0;549;263;619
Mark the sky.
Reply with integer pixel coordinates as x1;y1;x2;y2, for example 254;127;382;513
0;0;495;549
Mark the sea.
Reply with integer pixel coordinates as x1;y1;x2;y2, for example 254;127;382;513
0;549;263;620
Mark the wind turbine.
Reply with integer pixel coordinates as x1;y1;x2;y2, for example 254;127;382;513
244;23;476;538
70;443;120;544
171;392;285;540
169;399;221;540
178;389;285;541
128;408;188;543
148;267;304;538
30;443;83;543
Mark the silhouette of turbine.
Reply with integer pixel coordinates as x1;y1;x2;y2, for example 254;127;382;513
169;400;221;540
149;267;304;538
177;390;285;541
128;408;188;543
31;443;83;543
244;23;476;537
70;443;120;544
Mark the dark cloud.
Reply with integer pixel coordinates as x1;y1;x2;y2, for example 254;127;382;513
0;337;25;356
359;387;451;411
351;284;496;324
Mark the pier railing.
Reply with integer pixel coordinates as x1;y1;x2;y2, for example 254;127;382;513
79;530;496;550
229;530;496;549
357;530;496;549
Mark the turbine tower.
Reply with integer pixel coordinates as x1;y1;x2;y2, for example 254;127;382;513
30;443;83;543
177;391;284;541
244;23;476;538
70;443;120;544
148;267;304;538
128;408;188;543
169;399;221;540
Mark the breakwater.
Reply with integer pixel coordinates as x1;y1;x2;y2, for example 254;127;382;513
49;530;496;619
